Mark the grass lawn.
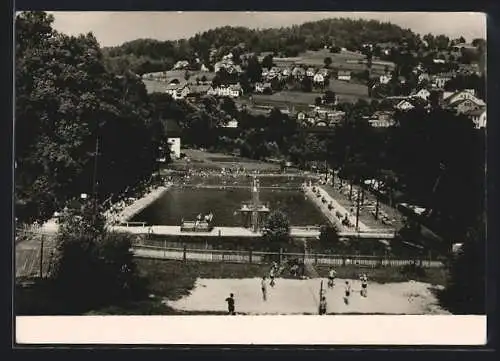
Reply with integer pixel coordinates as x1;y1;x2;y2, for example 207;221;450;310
136;258;272;300
329;79;369;97
252;91;320;106
178;149;282;171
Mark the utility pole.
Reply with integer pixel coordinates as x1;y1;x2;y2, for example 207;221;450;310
355;189;361;231
39;235;45;279
92;136;100;222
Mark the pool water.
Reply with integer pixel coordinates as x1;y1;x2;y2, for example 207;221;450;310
130;187;328;227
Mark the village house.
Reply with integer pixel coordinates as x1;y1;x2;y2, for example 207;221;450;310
200;63;210;72
165;83;191;100
458;63;480;75
447;98;484;114
465;108;487;129
394;99;415;111
379;73;392;84
282;67;292;77
306;67;316;77
255;82;272;94
368;111;396;128
418;72;431;84
296;111;307;121
208;84;243;98
443;89;484;106
337;70;352;82
318;68;329;77
222;119;239;128
313;72;325;84
173;60;189;70
412;88;431;101
432;73;455;88
451;43;477;52
292;66;306;79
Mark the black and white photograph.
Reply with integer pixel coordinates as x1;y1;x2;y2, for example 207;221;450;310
14;11;487;344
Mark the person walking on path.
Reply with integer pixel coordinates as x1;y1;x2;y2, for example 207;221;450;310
344;281;351;305
328;267;336;288
261;276;268;301
360;273;368;297
269;267;276;287
319;296;328;315
225;293;235;315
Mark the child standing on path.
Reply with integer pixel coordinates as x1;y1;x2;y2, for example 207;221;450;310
344;281;351;305
225;293;235;315
261;276;267;301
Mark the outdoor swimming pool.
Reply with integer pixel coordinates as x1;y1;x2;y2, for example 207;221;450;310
130;187;328;227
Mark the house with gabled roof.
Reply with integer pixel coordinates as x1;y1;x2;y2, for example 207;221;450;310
165;82;191;99
306;67;316;77
313;72;325;84
395;99;415;111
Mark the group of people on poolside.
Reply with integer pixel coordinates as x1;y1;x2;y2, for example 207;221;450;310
224;265;369;315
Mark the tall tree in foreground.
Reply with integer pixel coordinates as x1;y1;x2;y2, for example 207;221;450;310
49;199;141;312
438;217;485;314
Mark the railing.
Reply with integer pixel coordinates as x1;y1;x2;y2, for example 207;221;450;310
119;221;147;227
132;241;445;268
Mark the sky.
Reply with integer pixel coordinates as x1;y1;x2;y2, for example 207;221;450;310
48;12;487;47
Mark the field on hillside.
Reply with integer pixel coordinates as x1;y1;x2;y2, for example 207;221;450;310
142;79;170;94
251;91;320;106
267;49;394;76
329;79;369;97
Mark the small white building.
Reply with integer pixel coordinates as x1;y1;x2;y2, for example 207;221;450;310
165;83;191;100
413;88;431;101
379;74;392;84
313;73;325;84
306;68;316;77
395;99;415;111
167;138;181;159
173;60;189;70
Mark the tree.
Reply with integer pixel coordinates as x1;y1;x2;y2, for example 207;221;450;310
262;210;291;246
246;55;262;83
315;96;323;106
324;57;332;68
49;199;140;312
261;54;274;69
16;11;159;224
438;219;485;314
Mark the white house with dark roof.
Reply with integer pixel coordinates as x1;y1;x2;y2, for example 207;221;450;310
379;74;392;84
165;83;191;99
412;88;431;101
313;73;325;84
395;99;415;111
444;89;485;107
306;67;316;77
